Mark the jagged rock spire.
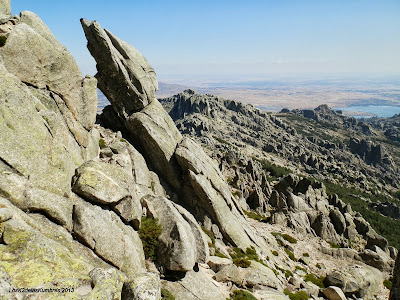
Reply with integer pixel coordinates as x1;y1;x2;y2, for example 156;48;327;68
80;18;157;118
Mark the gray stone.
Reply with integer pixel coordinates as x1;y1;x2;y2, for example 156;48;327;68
0;61;79;196
215;264;244;286
244;261;280;289
141;195;198;271
0;21;91;128
122;273;161;300
359;248;394;272
72;160;130;205
161;270;225;300
80;19;157;117
329;208;346;235
0;0;10;16
126;99;183;190
207;256;233;272
324;264;383;298
73;200;146;278
172;202;209;264
322;286;347;300
89;268;126;300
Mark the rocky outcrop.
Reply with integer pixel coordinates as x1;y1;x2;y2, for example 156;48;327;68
0;0;10;21
0;2;397;299
80;19;157;117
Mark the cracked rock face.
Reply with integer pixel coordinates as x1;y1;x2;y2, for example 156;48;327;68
80;18;157;117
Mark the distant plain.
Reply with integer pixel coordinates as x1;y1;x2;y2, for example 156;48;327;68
155;74;400;117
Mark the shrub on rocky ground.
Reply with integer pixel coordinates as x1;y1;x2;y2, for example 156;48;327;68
284;289;310;300
228;290;257;300
161;288;175;300
304;273;325;288
138;217;162;261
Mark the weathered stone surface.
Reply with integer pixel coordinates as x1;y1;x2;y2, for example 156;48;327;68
0;197;114;294
89;268;126;300
162;270;226;300
126;99;183;190
73;200;146;278
0;21;91;128
253;288;290;300
187;170;253;250
243;261;280;289
141;195;199;271
72;160;130;205
322;286;347;300
329;208;346;235
0;61;78;196
172;202;209;264
324;264;383;298
80;75;98;130
0;0;10;16
207;256;233;273
359;247;394;272
122;273;161;300
80;19;157;117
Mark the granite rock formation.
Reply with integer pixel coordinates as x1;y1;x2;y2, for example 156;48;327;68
0;2;397;300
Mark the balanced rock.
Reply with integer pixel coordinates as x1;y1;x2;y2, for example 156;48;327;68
80;19;157;117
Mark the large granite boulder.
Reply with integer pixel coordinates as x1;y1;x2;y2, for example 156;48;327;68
73;199;146;278
126;99;183;190
324;264;383;298
80;19;157;117
0;196;127;297
1;13;97;132
72;160;131;205
141;195;208;271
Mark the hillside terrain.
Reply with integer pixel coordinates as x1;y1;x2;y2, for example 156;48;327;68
0;1;399;300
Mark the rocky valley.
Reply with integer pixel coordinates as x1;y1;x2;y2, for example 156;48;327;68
0;1;399;300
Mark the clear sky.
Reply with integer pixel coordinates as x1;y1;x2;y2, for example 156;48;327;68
11;0;400;80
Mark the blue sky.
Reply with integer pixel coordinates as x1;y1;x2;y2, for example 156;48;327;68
11;0;400;79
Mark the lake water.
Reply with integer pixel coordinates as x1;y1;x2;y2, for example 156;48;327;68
334;105;400;118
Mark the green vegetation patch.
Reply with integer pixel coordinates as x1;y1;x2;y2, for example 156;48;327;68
272;232;297;243
384;279;393;290
99;138;106;149
138;217;162;261
244;210;269;222
228;290;257;300
233;258;251;268
284;248;297;261
324;181;400;249
272;250;279;256
304;273;325;288
201;226;215;244
284;289;310;300
295;265;307;272
328;241;340;249
161;288;175;300
258;159;291;180
303;253;310;257
213;135;230;145
0;35;7;47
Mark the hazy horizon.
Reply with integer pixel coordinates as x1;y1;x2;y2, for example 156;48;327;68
11;0;400;79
